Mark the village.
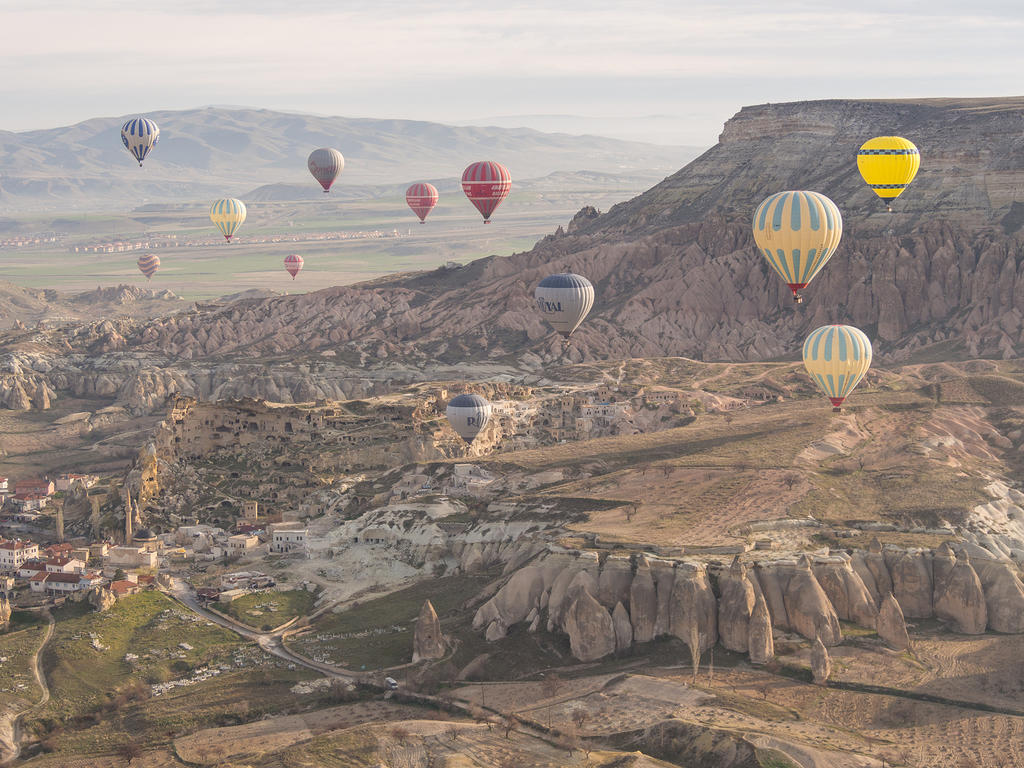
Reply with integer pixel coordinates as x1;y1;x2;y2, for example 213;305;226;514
0;464;309;612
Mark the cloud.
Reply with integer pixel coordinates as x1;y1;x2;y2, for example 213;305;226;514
0;1;1022;143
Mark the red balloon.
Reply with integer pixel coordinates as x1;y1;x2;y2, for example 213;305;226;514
284;253;304;280
461;161;511;223
406;182;439;223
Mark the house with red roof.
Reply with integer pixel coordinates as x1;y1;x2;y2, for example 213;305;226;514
0;539;40;572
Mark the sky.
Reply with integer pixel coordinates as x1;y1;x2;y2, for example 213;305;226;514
2;0;1023;146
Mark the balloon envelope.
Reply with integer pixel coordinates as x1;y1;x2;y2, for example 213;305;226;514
857;136;920;207
308;148;345;192
137;253;160;280
446;394;492;443
752;191;842;302
461;161;511;222
121;117;160;166
535;273;594;338
284;254;304;279
210;198;247;241
406;183;439;222
802;325;872;410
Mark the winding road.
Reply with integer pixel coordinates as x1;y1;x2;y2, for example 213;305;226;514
162;578;359;681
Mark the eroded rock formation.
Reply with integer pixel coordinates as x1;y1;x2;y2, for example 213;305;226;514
473;542;1024;663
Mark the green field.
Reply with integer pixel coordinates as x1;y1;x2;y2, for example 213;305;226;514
221;589;316;630
288;574;494;670
0;183;639;300
34;592;242;720
0;620;47;710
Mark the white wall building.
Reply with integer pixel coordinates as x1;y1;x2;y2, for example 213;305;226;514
0;539;40;572
270;525;307;554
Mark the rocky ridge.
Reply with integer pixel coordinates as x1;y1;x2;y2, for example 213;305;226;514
8;99;1024;419
473;540;1024;663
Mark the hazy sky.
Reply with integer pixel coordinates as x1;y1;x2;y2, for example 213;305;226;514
2;0;1022;146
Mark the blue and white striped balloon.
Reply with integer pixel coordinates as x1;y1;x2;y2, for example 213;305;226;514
121;117;160;166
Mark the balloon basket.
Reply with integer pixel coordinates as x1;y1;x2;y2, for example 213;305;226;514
832;407;842;413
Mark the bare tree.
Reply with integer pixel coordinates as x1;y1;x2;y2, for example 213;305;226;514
571;707;588;733
503;714;520;739
541;672;563;700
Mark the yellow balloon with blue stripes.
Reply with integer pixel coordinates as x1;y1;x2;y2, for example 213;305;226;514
210;198;247;242
857;136;920;210
752;191;842;304
802;325;872;412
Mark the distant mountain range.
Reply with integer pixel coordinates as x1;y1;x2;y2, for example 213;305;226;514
0;107;701;211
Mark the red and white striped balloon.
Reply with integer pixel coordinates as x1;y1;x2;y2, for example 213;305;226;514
137;253;160;280
284;254;304;280
406;182;439;223
461;161;511;223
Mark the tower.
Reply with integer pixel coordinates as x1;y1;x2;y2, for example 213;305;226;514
124;490;133;545
243;501;258;521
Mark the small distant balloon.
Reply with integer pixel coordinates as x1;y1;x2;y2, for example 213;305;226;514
121;117;160;167
534;273;594;339
308;148;345;193
406;183;439;223
802;324;873;412
857;136;920;211
137;253;160;280
284;253;304;280
461;161;511;223
446;393;492;444
210;198;247;242
752;191;843;304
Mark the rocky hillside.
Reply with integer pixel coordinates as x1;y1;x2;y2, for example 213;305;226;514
51;100;1024;361
7;98;1024;415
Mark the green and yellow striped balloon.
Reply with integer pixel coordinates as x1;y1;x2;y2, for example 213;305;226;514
752;191;842;304
210;198;247;242
802;325;872;412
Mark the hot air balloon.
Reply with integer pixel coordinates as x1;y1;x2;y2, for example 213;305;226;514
752;191;843;304
121;117;160;166
406;183;439;223
535;273;594;339
802;325;872;413
210;198;247;242
284;254;304;280
446;394;492;444
461;161;511;223
308;148;345;193
857;136;920;212
137;253;160;280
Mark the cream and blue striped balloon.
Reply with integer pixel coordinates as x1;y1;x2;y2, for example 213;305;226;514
121;117;160;166
210;198;247;241
752;191;842;303
802;325;872;411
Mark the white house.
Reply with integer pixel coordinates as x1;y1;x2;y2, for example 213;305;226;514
0;539;40;572
107;546;158;569
45;556;86;574
270;524;307;554
227;534;260;553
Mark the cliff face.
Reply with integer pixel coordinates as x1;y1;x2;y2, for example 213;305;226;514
7;98;1024;416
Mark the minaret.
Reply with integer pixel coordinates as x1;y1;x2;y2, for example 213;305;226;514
125;490;133;545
